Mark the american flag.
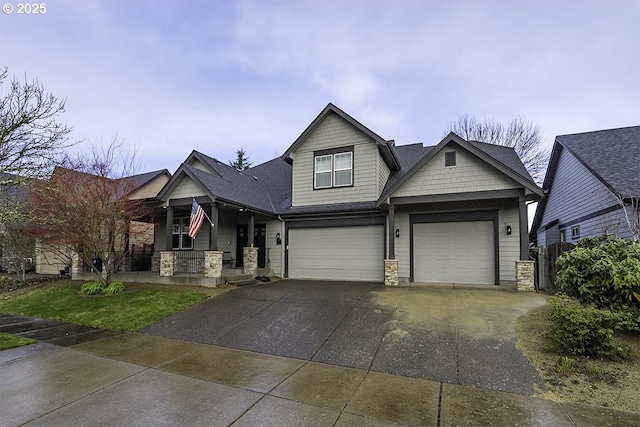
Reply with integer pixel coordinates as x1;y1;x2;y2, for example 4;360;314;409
188;198;205;238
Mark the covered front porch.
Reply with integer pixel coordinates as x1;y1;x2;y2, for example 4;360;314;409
150;196;281;286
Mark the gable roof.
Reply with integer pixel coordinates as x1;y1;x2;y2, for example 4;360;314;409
378;132;543;204
154;105;541;217
282;103;400;171
128;169;171;188
157;151;287;215
555;126;640;197
530;125;640;238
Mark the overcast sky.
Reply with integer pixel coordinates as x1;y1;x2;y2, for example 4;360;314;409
2;0;639;176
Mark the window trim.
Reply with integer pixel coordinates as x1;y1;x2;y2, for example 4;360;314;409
313;146;354;190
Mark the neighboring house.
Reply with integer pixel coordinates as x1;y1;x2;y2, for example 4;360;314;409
532;126;640;247
155;103;542;286
35;167;171;275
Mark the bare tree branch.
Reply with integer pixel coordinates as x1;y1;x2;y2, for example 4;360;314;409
0;67;72;180
446;115;549;184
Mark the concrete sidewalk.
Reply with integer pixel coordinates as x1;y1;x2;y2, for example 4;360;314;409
1;314;639;426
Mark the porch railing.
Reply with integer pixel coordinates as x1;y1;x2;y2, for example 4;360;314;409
82;250;220;275
151;251;206;274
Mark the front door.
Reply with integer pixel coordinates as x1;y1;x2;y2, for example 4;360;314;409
236;224;266;268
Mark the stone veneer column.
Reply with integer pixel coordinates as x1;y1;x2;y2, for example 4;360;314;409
160;251;176;277
243;246;258;276
70;252;82;277
516;260;535;291
204;251;223;282
384;259;399;287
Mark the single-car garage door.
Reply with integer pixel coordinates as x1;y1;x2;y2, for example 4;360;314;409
413;221;495;285
288;226;384;281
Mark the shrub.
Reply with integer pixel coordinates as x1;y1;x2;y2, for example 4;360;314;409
556;237;640;310
80;281;125;296
545;296;635;360
80;281;103;296
0;275;15;288
103;281;125;296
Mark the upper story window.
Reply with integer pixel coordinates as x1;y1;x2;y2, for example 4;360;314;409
314;155;333;188
314;147;353;189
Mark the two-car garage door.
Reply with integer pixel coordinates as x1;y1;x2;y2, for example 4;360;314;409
413;221;495;285
288;226;384;281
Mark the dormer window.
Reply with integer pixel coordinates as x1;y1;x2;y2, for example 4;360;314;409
314;147;353;189
445;151;457;167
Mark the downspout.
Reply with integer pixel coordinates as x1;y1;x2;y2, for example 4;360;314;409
526;199;539;292
278;215;285;278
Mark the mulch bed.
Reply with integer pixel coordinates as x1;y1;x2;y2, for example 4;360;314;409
0;275;65;294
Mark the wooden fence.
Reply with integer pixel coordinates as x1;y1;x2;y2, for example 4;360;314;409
537;242;575;290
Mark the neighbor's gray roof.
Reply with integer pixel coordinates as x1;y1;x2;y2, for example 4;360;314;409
556;125;640;197
127;169;170;188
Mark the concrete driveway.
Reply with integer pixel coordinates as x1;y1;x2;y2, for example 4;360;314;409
3;280;640;426
143;279;546;395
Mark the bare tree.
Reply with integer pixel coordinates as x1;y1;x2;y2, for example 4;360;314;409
446;115;549;184
229;148;252;170
27;142;150;286
0;67;72;179
0;67;72;224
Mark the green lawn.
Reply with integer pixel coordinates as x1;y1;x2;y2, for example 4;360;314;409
0;333;37;350
0;284;208;332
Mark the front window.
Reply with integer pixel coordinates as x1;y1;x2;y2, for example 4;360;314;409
314;150;353;189
172;217;193;249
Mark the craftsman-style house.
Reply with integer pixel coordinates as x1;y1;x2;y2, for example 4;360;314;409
152;103;542;288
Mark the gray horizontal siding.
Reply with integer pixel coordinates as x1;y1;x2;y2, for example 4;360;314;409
539;148;617;230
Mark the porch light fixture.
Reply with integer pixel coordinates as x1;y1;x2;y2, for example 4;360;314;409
395;229;400;238
276;233;282;245
506;224;512;235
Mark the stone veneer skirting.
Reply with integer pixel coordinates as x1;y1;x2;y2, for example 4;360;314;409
516;260;535;292
160;252;176;277
384;259;399;287
243;247;258;276
204;251;223;278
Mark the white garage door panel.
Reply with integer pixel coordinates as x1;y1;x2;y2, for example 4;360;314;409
288;226;384;281
414;221;494;284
